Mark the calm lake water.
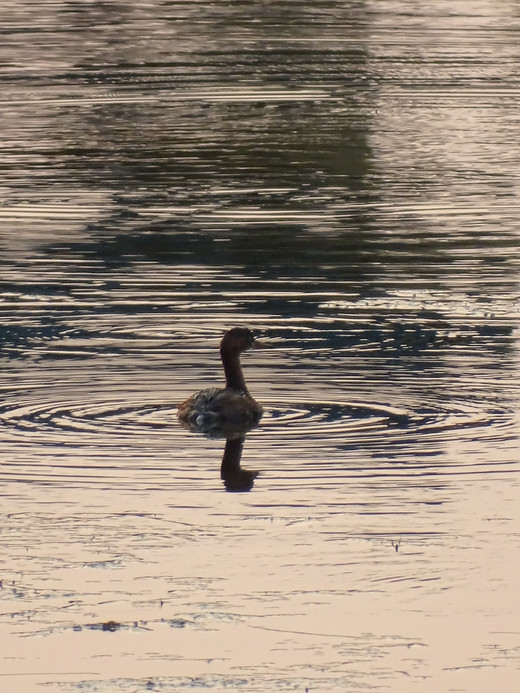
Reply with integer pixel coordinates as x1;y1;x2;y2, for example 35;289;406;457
1;1;519;691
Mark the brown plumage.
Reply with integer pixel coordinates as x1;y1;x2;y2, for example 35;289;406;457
177;327;263;438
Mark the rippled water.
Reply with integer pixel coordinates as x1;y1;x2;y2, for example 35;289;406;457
1;1;520;691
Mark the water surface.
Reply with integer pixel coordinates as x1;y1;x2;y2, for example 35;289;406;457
1;1;519;691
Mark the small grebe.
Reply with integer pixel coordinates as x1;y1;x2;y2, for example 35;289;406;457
177;327;263;437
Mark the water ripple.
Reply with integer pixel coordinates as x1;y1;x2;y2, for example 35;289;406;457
0;379;516;488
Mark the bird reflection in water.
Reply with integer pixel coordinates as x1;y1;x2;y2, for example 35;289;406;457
220;435;259;492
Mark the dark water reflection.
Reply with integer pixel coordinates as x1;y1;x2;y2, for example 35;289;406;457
1;1;520;691
220;436;259;493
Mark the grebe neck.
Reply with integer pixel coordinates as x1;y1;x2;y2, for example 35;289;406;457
221;347;248;393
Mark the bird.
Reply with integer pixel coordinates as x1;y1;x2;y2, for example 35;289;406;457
177;327;264;438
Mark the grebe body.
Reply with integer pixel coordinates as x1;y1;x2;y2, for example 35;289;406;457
177;327;263;437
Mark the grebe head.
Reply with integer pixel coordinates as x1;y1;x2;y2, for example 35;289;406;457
220;327;258;354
